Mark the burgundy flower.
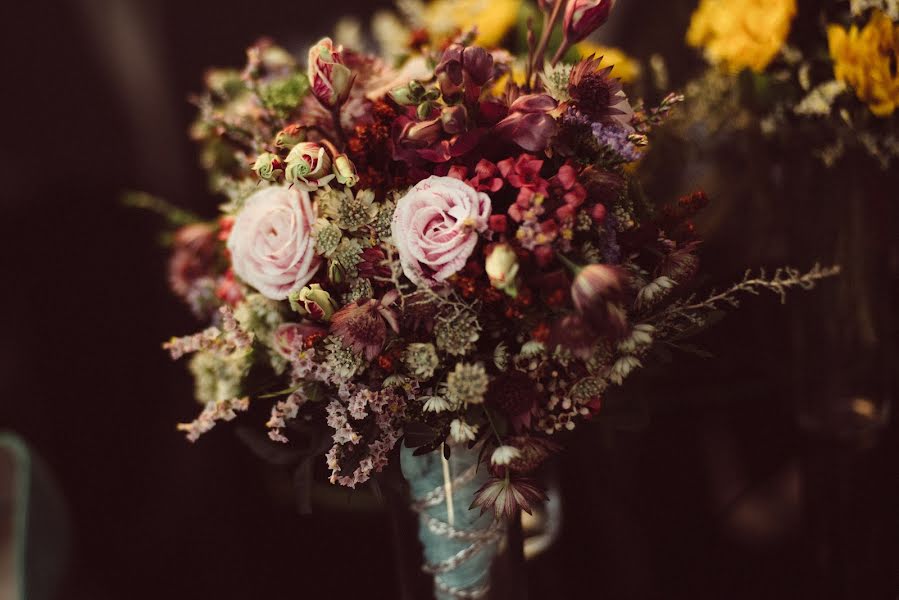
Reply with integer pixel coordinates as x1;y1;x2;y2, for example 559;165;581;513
493;94;558;152
330;290;400;360
357;247;392;280
563;0;616;46
470;475;547;519
569;55;631;124
436;44;494;102
487;370;541;431
549;162;587;220
498;154;550;210
570;264;629;339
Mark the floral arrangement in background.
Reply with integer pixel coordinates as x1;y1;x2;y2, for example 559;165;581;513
681;0;899;168
139;0;840;525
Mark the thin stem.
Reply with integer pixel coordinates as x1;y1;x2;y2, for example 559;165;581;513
551;39;572;67
530;0;565;88
330;106;347;150
483;406;504;445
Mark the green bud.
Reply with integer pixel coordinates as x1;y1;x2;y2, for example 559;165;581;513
388;86;419;106
252;152;283;181
288;283;338;321
328;261;345;285
417;101;434;120
333;154;358;187
408;80;426;96
275;124;305;149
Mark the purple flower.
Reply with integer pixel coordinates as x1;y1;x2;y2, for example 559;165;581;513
592;121;641;162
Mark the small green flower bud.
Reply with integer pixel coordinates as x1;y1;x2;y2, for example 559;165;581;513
408;80;426;97
275;124;305;149
252;152;283;181
328;260;345;284
288;283;338;321
389;86;419;106
417;101;434;120
333;154;358;187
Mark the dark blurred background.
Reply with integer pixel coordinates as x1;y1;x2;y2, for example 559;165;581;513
0;1;896;599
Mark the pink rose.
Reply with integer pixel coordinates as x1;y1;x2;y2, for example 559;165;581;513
391;176;491;287
227;186;320;300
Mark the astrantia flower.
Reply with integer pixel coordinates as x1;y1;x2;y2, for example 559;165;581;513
470;475;547;519
568;55;631;125
490;445;521;466
330;290;400;361
422;395;453;413
828;10;899;117
403;342;440;380
450;418;479;443
446;362;489;405
391;176;491;287
435;309;480;356
227;186;320;300
686;0;796;73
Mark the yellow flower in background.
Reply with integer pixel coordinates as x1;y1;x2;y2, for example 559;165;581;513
576;42;640;83
686;0;797;73
424;0;520;47
828;10;899;117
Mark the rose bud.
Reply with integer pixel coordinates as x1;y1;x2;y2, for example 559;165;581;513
288;283;338;321
285;142;334;191
563;0;616;46
275;124;304;149
570;263;629;339
440;104;468;135
332;153;358;187
308;37;355;109
485;243;519;297
252;152;283;181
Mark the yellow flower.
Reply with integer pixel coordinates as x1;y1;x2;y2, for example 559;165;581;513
686;0;797;73
576;42;640;83
828;10;899;118
424;0;520;47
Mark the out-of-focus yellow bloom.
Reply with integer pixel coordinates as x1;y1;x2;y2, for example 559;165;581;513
828;10;899;117
686;0;797;73
576;42;640;83
424;0;520;47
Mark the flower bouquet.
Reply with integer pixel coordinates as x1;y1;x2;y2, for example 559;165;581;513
142;1;839;597
679;0;899;168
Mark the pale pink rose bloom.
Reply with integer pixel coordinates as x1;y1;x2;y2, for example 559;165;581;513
227;186;320;300
391;176;491;287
